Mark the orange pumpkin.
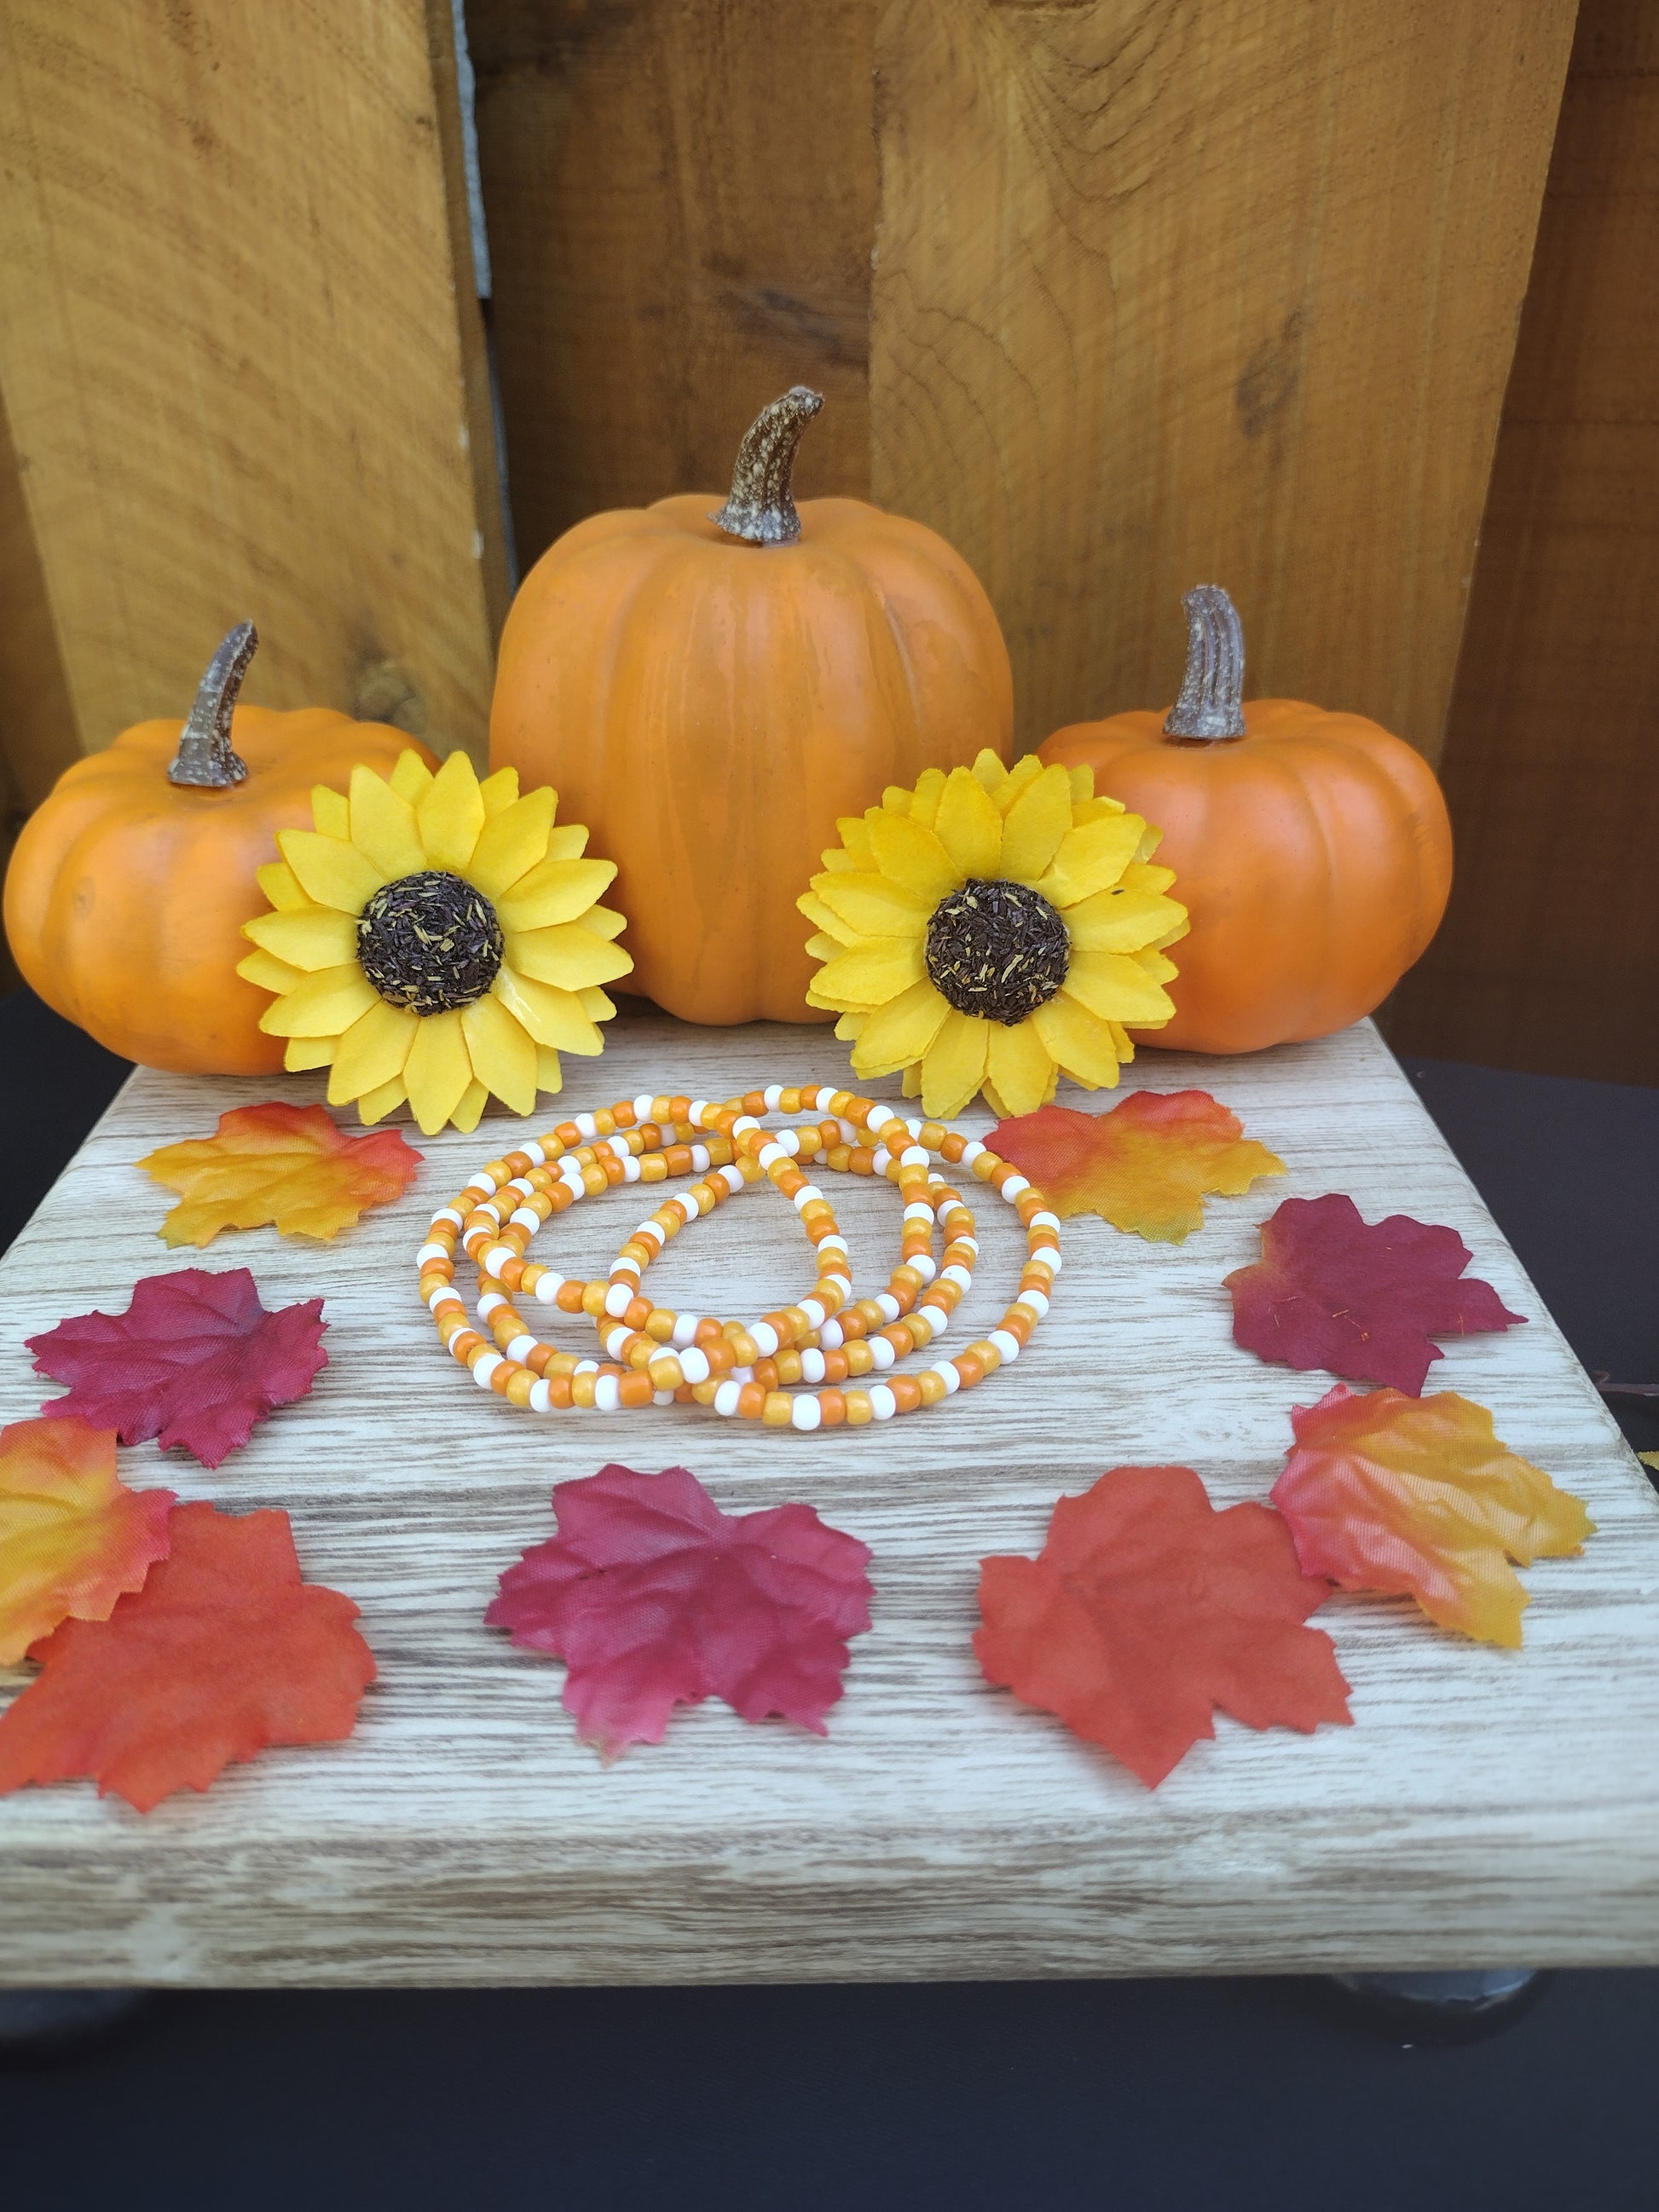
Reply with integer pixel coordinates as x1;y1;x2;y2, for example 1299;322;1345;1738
489;387;1014;1025
1038;587;1453;1054
3;625;433;1073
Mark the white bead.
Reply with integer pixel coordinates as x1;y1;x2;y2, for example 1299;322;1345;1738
931;1358;961;1394
521;1141;546;1166
757;1143;786;1170
870;1146;892;1175
509;1207;540;1233
1016;1290;1049;1319
791;1183;824;1211
940;1264;973;1291
868;1383;897;1420
799;1297;826;1329
679;1346;711;1384
990;1328;1020;1364
951;1235;980;1256
791;1395;823;1432
714;1164;740;1196
1037;1249;1063;1275
818;1234;850;1256
732;1115;760;1137
689;1100;710;1126
466;1170;499;1195
534;1273;565;1303
819;1274;853;1302
910;1255;937;1283
1000;1173;1030;1198
811;1086;838;1110
961;1141;985;1165
472;1352;503;1389
506;1175;535;1198
731;1366;754;1385
605;1135;632;1159
653;1389;678;1406
777;1129;801;1156
714;1379;743;1417
622;1155;641;1181
477;1290;506;1317
864;1101;898;1132
416;1240;450;1268
604;1282;633;1318
750;1321;780;1357
867;1335;895;1370
484;1245;516;1279
594;1374;621;1412
899;1145;928;1168
691;1143;710;1171
633;1093;656;1121
637;1219;666;1247
918;1302;949;1336
818;1319;844;1350
604;1327;632;1360
430;1206;465;1229
610;1255;641;1279
672;1312;702;1349
836;1118;860;1143
428;1287;461;1314
764;1084;784;1110
574;1112;597;1139
529;1377;552;1412
801;1349;826;1383
903;1203;934;1225
875;1293;902;1323
573;1359;599;1375
1030;1209;1061;1234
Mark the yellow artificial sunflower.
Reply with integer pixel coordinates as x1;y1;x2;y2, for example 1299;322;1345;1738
799;752;1188;1120
238;750;633;1135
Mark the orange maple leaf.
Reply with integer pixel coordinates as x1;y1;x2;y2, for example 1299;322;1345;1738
0;1501;375;1811
975;1465;1350;1787
987;1090;1284;1243
140;1100;421;1246
1270;1383;1594;1647
0;1416;174;1666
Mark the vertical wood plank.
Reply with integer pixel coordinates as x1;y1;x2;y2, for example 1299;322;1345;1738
467;0;877;563
1390;0;1659;1085
0;0;505;765
870;0;1577;756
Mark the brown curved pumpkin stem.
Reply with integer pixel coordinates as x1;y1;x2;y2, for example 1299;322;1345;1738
1162;585;1247;742
709;387;824;546
168;622;257;787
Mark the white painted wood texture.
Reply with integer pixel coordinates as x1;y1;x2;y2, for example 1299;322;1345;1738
2;1013;1656;1986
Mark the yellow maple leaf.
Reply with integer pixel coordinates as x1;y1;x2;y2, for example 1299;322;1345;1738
141;1101;421;1247
0;1415;174;1665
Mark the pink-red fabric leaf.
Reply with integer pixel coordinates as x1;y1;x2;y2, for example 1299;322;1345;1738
28;1268;327;1469
1224;1192;1525;1395
0;1501;375;1811
975;1465;1350;1787
486;1463;875;1756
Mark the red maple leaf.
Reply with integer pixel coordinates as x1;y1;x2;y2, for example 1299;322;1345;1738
28;1268;327;1468
974;1465;1351;1788
0;1501;375;1811
486;1463;875;1756
1224;1193;1524;1395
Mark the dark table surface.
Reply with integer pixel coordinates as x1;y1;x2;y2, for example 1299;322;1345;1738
3;989;1656;2212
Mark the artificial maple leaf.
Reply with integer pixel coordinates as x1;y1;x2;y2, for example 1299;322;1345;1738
974;1465;1350;1788
140;1100;422;1248
487;1463;875;1757
1270;1383;1593;1648
0;1416;173;1666
987;1090;1284;1243
28;1268;327;1469
1224;1192;1525;1395
0;1502;374;1811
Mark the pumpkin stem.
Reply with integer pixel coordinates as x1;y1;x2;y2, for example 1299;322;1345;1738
168;622;257;787
709;387;824;546
1162;586;1247;742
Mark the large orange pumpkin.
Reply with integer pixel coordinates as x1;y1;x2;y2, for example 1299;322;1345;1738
489;387;1014;1025
1037;587;1453;1054
3;625;433;1073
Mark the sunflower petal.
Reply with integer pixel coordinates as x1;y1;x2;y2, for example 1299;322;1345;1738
934;765;1003;880
1036;812;1147;908
578;987;616;1019
1032;991;1124;1089
496;856;620;933
416;750;487;873
815;874;931;939
403;1008;473;1134
810;937;925;1009
1066;764;1095;804
356;1076;408;1126
849;978;950;1075
506;923;634;990
452;1079;489;1134
461;992;538;1113
991;754;1043;815
1063;948;1176;1027
584;904;627;941
243;905;361;972
256;860;309;913
468;787;557;899
535;1045;564;1095
987;1018;1055;1118
389;751;435;803
284;1036;334;1071
327;998;419;1105
835;816;875;866
866;811;961;904
819;847;858;875
257;964;380;1037
972;749;1009;796
277;829;386;915
479;765;520;817
237;949;304;996
908;767;946;831
805;932;844;962
1062;884;1189;953
799;892;856;944
311;784;350;838
835;1012;865;1042
544;822;589;861
493;967;604;1054
349;765;426;880
999;761;1075;882
920;1010;990;1119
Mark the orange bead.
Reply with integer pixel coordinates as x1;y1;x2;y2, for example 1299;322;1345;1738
818;1389;847;1426
737;1382;767;1420
619;1371;655;1408
953;1351;985;1388
890;1375;922;1414
545;1374;574;1409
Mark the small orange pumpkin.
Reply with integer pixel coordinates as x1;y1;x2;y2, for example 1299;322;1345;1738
1037;587;1453;1054
488;387;1014;1025
3;626;434;1073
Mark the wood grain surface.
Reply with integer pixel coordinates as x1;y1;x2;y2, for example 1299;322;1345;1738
0;0;505;773
1390;0;1659;1085
3;1012;1656;1987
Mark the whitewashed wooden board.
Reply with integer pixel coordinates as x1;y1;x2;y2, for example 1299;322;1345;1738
2;1012;1656;1986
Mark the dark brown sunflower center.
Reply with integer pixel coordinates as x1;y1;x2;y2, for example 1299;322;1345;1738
357;869;503;1014
924;878;1069;1025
